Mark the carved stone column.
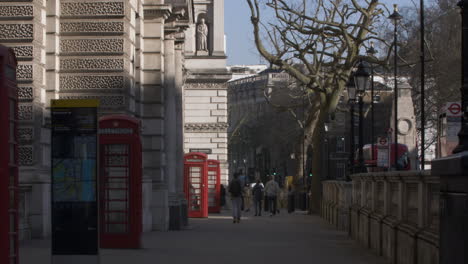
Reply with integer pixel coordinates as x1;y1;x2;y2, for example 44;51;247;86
164;31;181;230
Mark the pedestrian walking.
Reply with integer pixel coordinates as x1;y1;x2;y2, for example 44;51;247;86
243;184;252;212
220;184;226;209
228;173;243;223
287;185;295;213
264;176;280;216
252;180;264;216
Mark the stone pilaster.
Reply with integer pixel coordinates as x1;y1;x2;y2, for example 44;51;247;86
212;0;225;56
0;0;50;239
141;3;171;231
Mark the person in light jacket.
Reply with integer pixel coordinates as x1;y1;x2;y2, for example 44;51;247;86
264;176;280;216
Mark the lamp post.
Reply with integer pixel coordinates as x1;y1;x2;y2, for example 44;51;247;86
324;123;330;179
354;61;371;173
389;4;403;170
420;0;426;169
366;42;377;162
347;74;357;179
242;158;247;185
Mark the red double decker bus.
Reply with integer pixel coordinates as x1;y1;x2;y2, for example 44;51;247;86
360;143;411;171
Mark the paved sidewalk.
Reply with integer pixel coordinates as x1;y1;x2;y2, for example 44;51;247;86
20;210;386;264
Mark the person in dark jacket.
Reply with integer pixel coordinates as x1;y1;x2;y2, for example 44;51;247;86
228;173;243;223
220;184;226;208
287;185;295;213
252;180;264;216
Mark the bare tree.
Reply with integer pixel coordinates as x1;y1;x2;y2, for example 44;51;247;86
246;0;390;212
394;0;461;157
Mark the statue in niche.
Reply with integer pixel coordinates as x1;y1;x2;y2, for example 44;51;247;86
196;18;209;52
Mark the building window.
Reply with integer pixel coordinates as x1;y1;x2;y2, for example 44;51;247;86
336;163;346;179
336;137;346;152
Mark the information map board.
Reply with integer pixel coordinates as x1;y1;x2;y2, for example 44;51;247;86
51;99;99;256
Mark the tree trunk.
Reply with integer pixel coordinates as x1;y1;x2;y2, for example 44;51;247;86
294;101;327;213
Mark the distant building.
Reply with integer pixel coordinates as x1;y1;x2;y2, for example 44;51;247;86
228;67;420;183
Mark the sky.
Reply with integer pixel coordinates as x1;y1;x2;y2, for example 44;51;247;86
225;0;422;66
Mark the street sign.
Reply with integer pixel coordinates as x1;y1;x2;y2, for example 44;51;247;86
445;102;462;141
51;99;99;264
446;102;462;117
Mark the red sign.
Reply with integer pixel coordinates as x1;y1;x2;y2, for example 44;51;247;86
446;102;462;117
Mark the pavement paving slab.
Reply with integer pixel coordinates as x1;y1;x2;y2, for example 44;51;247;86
20;210;387;264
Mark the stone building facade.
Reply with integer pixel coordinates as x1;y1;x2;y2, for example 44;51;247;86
182;0;231;186
0;0;230;240
228;68;300;184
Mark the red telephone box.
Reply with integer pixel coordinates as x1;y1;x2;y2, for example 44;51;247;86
184;153;208;218
207;159;221;213
0;46;18;264
99;115;142;248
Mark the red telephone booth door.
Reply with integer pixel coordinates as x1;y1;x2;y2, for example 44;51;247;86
207;160;221;213
0;46;18;264
184;153;208;218
99;115;142;248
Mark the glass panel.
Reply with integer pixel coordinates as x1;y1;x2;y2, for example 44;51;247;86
106;212;127;223
106;179;128;189
108;189;126;200
9;169;15;187
9;190;15;208
107;155;128;166
190;177;200;183
106;224;126;233
108;201;127;211
9;144;14;165
107;144;127;153
9;99;15;120
9;235;15;255
9;214;14;233
106;167;127;178
9;121;14;142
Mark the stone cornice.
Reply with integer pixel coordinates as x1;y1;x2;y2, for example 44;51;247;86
184;82;227;90
185;123;228;132
143;4;172;20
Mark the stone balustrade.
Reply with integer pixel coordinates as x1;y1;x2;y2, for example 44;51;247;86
321;171;440;264
321;180;352;231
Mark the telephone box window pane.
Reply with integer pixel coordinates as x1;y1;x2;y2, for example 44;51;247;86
107;224;126;233
9;122;14;142
9;190;15;208
107;212;127;222
106;178;127;189
108;190;127;200
108;201;127;211
9;214;14;233
9;145;14;164
9;236;15;256
9;169;15;187
9;99;15;120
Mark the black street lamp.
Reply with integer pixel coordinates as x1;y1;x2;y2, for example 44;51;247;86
347;74;357;179
242;158;247;185
324;123;330;179
354;61;371;173
453;0;468;153
388;4;403;170
366;42;378;162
